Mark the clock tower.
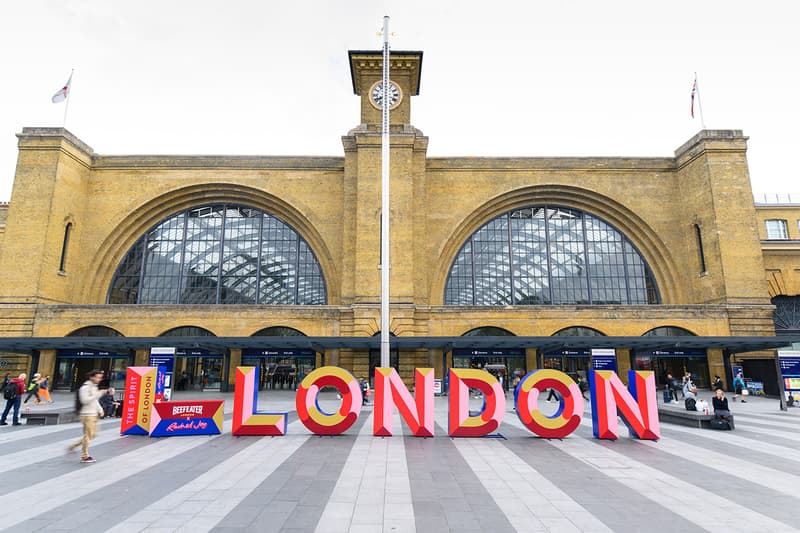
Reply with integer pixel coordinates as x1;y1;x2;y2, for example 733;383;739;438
348;50;423;128
341;50;430;313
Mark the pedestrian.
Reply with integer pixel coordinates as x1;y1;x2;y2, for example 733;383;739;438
683;379;698;411
99;387;119;418
666;373;680;403
38;375;53;404
712;389;731;420
67;369;106;463
23;372;42;405
576;376;589;400
546;387;560;403
1;373;27;426
733;372;746;403
712;375;724;391
360;377;370;405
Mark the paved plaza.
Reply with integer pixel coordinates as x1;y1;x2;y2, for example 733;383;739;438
1;390;799;532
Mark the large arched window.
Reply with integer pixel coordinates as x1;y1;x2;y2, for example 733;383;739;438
444;205;659;305
642;326;696;337
108;204;327;305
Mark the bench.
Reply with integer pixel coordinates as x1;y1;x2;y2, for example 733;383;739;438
22;410;79;425
657;405;735;430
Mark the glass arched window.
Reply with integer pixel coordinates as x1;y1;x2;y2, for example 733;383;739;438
642;326;696;337
445;206;659;306
462;326;516;336
160;326;216;337
252;326;307;337
552;326;606;337
108;204;327;305
773;296;800;336
67;326;123;337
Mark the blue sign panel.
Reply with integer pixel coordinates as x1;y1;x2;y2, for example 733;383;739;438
453;348;525;357
779;351;800;394
57;349;115;358
591;355;617;372
242;349;315;358
544;349;591;358
637;349;707;358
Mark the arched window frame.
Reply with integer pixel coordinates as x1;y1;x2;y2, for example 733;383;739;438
444;205;660;306
107;204;327;305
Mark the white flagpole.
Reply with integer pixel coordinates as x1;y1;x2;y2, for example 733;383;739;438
380;16;391;369
694;72;706;130
62;69;74;129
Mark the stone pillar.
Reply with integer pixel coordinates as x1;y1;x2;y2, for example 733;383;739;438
228;348;242;386
707;348;726;389
133;348;150;367
36;349;57;380
615;348;633;384
526;348;538;372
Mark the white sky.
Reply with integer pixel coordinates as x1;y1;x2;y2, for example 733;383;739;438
0;0;798;202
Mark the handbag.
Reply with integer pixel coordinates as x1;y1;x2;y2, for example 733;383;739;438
741;389;749;396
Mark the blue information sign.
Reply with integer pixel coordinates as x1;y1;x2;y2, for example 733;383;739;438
591;349;617;372
779;351;800;394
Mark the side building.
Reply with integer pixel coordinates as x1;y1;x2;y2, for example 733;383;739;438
0;50;797;394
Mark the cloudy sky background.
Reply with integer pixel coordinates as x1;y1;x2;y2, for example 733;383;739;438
0;0;797;201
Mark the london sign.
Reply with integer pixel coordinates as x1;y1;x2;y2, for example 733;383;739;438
121;365;660;441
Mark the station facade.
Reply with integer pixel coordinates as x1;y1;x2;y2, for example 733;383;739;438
0;50;798;393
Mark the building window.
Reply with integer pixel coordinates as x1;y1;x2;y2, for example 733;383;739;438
765;219;789;239
694;224;706;273
59;222;73;272
773;296;800;336
444;205;660;305
107;204;327;305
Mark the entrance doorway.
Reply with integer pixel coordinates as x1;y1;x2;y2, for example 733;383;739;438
242;349;316;390
452;349;527;393
54;351;130;391
174;350;224;391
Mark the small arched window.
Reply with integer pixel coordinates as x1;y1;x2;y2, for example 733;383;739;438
59;222;73;272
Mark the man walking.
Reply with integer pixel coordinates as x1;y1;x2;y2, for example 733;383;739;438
67;369;106;463
1;373;27;426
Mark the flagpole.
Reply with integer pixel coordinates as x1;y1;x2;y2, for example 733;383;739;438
694;72;706;130
62;69;74;129
380;16;391;369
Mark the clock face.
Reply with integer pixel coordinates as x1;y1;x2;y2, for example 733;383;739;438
369;80;402;110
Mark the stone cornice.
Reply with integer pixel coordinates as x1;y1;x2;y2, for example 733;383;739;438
348;50;423;95
426;157;676;172
91;155;344;171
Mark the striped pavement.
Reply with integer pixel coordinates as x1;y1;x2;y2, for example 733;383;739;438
1;392;799;532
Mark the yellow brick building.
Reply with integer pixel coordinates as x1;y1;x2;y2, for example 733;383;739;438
0;50;798;394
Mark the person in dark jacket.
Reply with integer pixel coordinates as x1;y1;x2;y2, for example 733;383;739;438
712;389;731;419
1;373;27;426
712;375;724;391
99;387;120;417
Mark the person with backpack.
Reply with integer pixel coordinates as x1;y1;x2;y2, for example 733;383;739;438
733;373;747;403
66;369;106;463
1;373;27;426
360;377;370;405
23;372;42;405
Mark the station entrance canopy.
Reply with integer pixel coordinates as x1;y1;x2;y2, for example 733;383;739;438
0;336;798;355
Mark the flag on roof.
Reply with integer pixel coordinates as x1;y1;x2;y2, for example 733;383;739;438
51;73;72;103
690;76;697;118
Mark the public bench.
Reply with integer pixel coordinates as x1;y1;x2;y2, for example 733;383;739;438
657;404;735;430
22;410;79;425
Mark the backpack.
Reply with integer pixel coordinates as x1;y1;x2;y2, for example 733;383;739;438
685;398;697;411
3;380;18;401
75;384;84;414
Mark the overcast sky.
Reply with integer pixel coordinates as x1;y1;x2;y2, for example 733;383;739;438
0;1;797;202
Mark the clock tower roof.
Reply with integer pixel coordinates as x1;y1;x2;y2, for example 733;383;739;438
348;50;423;96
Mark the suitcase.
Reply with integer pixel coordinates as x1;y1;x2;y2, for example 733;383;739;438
663;390;671;403
709;418;731;430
